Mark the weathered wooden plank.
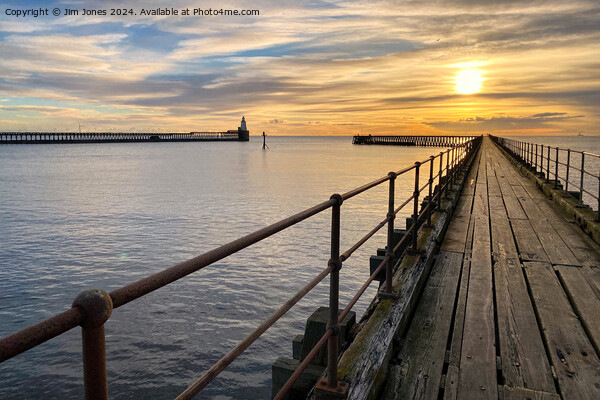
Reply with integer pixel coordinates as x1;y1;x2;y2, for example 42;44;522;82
524;261;600;400
462;155;480;197
493;166;528;220
510;219;550;262
489;196;519;260
503;194;528;220
520;184;573;225
512;185;547;222
473;156;489;217
454;194;473;217
444;255;472;400
528;217;580;266
494;257;555;392
582;265;600;300
444;365;460;400
546;219;600;268
556;265;600;356
487;160;502;197
499;385;561;400
505;186;578;265
441;215;470;253
382;252;463;400
457;216;497;399
459;142;481;197
500;161;524;186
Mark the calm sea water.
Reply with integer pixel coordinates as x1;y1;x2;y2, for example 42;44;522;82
0;135;598;400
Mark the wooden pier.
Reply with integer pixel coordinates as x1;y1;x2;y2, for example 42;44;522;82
352;135;478;147
381;137;600;400
0;130;249;144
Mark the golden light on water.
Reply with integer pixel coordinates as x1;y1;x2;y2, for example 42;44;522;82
455;69;484;94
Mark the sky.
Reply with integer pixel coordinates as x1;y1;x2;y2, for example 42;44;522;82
0;0;598;135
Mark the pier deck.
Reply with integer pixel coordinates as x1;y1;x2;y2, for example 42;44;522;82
382;137;600;400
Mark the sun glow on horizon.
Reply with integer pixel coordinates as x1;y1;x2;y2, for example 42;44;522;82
455;69;484;94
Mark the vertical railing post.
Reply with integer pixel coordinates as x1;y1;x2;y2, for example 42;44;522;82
450;146;456;188
546;145;551;182
385;173;396;294
565;149;571;193
411;162;421;252
445;149;450;197
520;141;523;160
326;194;343;389
580;153;585;205
427;156;434;226
72;289;113;400
535;144;539;173
438;151;444;206
555;147;559;188
597;172;600;221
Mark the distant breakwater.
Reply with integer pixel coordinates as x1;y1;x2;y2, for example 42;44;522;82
353;135;479;147
0;130;250;144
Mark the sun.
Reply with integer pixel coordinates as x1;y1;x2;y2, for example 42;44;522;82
455;69;483;94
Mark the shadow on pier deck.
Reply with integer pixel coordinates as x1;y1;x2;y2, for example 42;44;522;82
381;137;600;400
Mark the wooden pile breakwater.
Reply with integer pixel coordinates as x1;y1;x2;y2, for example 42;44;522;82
352;135;478;147
0;130;249;144
0;136;481;399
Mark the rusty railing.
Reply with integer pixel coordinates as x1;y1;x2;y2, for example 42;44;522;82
0;136;482;399
491;135;600;220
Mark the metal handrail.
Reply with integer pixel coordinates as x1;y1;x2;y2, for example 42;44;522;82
0;136;482;399
490;136;600;220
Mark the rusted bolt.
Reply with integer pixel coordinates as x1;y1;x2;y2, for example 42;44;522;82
72;289;113;327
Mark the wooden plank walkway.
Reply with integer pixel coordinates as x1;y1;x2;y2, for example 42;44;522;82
382;137;600;400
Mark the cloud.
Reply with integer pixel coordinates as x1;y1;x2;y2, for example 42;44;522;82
0;0;598;134
423;113;585;134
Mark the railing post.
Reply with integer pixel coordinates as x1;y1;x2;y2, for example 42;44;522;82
445;149;450;198
385;173;396;294
555;147;559;188
546;145;551;182
411;162;421;252
427;156;434;226
450;147;455;186
438;151;444;206
597;173;600;222
519;141;523;160
72;289;113;400
535;144;539;173
327;194;342;390
580;153;585;205
453;146;457;183
565;149;571;193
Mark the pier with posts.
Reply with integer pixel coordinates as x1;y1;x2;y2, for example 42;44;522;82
0;131;249;144
2;135;600;400
352;134;478;147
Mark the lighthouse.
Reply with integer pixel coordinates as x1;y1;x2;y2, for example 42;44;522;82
237;116;249;141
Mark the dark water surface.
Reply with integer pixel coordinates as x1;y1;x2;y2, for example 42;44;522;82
1;135;598;399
